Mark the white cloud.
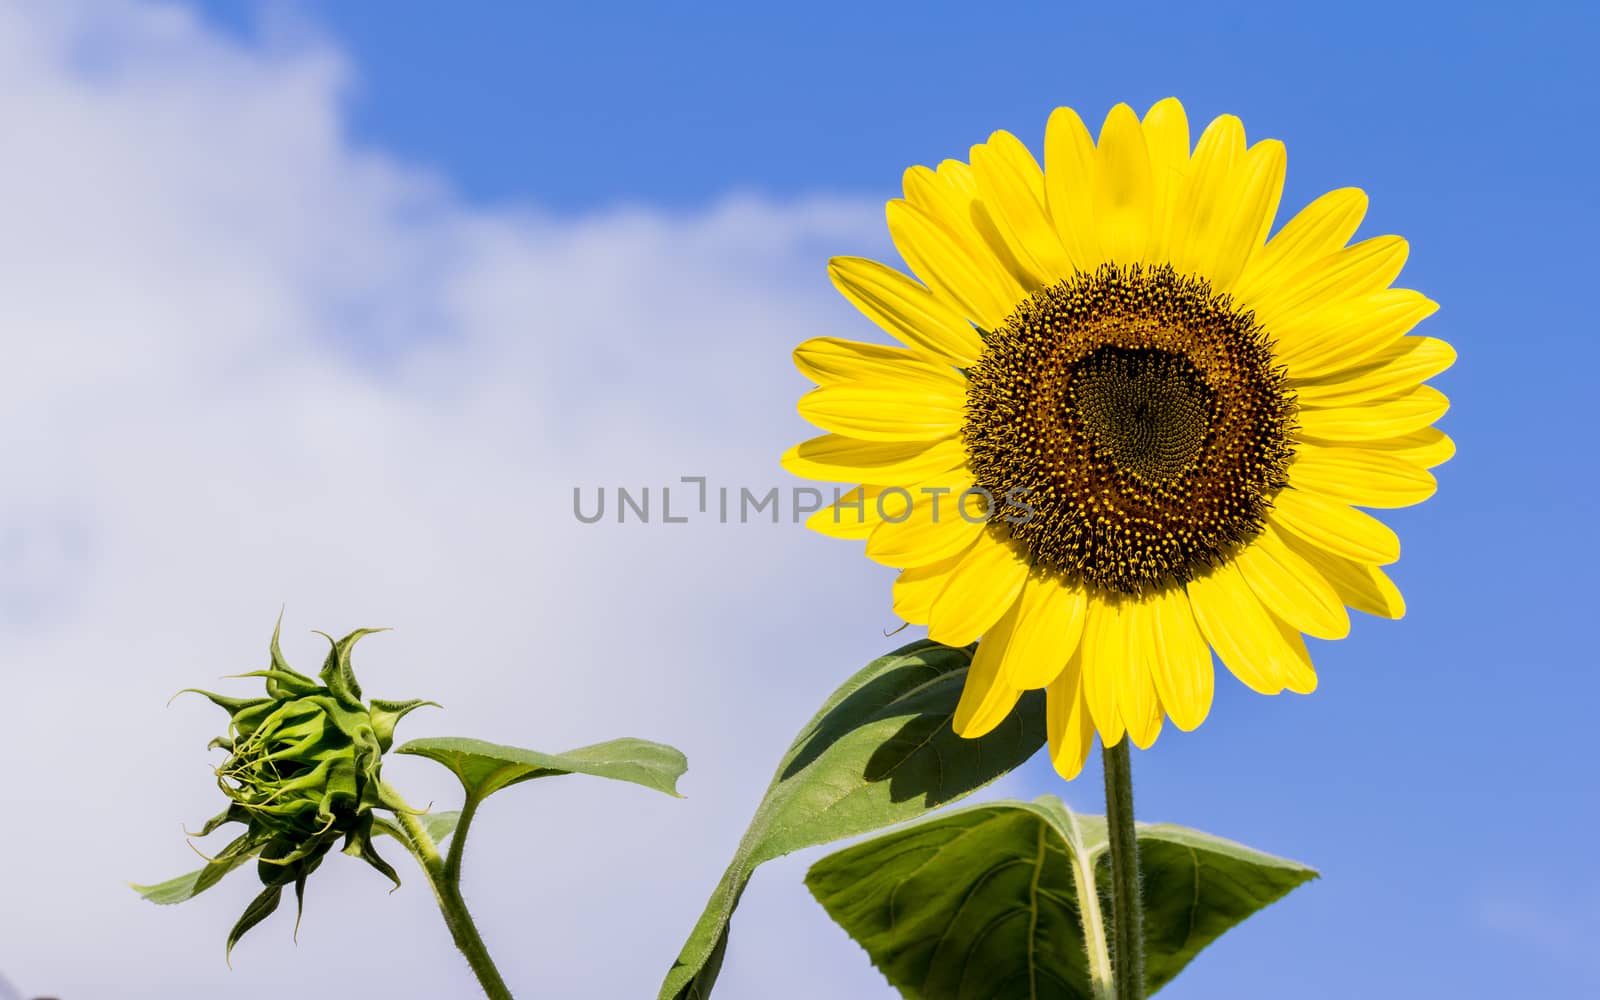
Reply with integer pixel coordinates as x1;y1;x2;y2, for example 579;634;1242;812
0;3;1035;997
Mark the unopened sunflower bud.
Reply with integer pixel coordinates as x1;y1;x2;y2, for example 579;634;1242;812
171;618;437;957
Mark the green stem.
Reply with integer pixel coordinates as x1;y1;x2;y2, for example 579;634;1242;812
393;795;514;1000
1102;739;1144;1000
444;793;482;887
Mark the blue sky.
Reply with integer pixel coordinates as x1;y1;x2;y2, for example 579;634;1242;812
199;1;1591;216
3;1;1596;997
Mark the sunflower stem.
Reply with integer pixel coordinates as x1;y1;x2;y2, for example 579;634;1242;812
394;797;514;1000
1102;739;1145;1000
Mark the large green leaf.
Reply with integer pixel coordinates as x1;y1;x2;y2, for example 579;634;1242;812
396;736;687;801
805;796;1318;999
658;639;1046;1000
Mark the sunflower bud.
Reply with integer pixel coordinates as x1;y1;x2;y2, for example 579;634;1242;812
176;618;437;956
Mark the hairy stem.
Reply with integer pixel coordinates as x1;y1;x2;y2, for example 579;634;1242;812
1102;740;1144;1000
444;793;483;887
392;794;514;1000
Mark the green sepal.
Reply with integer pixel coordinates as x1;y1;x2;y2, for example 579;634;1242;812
369;698;441;748
130;832;265;905
188;803;250;839
226;884;285;963
265;612;319;698
291;871;311;941
341;813;402;890
226;670;322;699
175;689;272;716
314;628;389;708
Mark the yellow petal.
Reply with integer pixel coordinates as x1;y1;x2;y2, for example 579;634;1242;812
1232;524;1350;639
1298;385;1450;442
892;545;974;624
903;163;986;252
929;536;1031;645
1046;645;1096;780
1146;586;1214;731
1002;574;1088;689
1274;619;1318;695
782;433;967;484
1291;445;1438;508
1139;97;1190;266
1232;187;1367;303
866;485;986;567
1121;600;1165;749
793;337;964;386
1167;113;1244;283
825;471;978;543
970;130;1073;287
1079;593;1126;746
887;198;1023;331
1361;427;1455;469
953;601;1026;738
1275;289;1438;380
1291;336;1455;407
797;380;965;442
936;158;979;197
1043;106;1103;271
1278;533;1407;619
828;256;985;365
1186;561;1311;695
1246;235;1410;329
904;160;1040;300
1093;103;1154;267
806;485;882;539
1207;138;1287;293
1270;489;1401;564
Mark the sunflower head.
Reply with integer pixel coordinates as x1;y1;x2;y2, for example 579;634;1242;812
180;618;436;952
785;98;1453;779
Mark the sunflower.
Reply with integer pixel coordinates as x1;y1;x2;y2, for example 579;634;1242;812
783;98;1453;779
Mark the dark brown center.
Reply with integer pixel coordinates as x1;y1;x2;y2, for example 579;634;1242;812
963;263;1296;595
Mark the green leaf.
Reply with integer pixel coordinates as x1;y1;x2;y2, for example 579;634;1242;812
372;810;463;850
396;736;688;802
421;809;466;845
658;639;1046;1000
418;809;464;844
1131;821;1317;990
804;795;1318;999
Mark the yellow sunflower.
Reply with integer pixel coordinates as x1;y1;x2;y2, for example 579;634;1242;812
783;98;1453;780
